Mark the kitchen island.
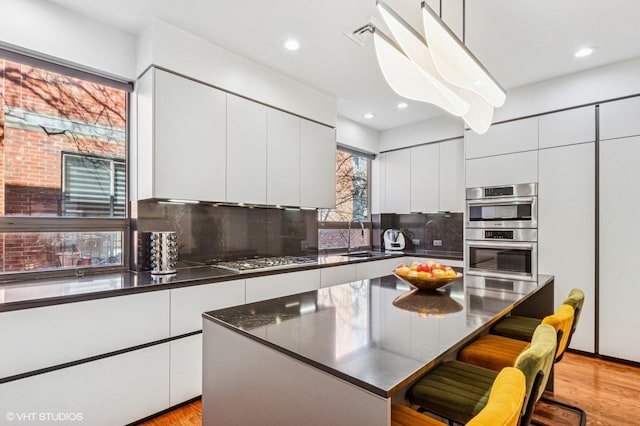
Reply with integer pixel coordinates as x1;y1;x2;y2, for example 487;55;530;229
202;272;554;425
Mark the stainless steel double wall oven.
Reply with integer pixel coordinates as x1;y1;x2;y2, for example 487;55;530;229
465;183;538;281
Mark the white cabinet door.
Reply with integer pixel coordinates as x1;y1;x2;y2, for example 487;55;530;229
0;291;170;378
384;149;411;213
465;150;538;188
439;138;465;212
355;258;405;280
599;135;640;362
300;120;336;208
245;269;321;303
538;106;595;149
170;280;245;336
170;334;203;405
267;108;300;206
153;69;227;201
226;94;267;204
410;144;439;213
320;264;357;288
538;143;595;352
465;117;538;159
0;343;170;426
599;96;640;141
371;154;385;214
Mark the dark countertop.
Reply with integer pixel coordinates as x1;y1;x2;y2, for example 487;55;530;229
203;273;554;398
402;249;463;260
0;252;407;313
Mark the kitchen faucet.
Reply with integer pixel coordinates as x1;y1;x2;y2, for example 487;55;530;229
347;218;365;253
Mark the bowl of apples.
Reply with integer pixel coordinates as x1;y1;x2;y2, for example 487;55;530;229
393;261;462;291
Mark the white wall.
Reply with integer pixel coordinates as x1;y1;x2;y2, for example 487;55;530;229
336;117;379;154
137;19;337;127
0;0;136;80
379;115;463;152
494;57;640;123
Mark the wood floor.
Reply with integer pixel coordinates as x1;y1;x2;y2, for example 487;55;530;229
140;352;640;426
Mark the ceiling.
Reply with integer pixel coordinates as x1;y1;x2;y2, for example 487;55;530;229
45;0;640;131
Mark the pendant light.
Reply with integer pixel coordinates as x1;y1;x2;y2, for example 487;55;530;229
373;0;506;134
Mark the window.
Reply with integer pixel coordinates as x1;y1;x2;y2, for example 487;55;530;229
318;148;371;251
0;50;130;276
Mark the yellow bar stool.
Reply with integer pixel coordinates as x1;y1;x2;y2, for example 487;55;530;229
407;324;557;426
392;367;526;426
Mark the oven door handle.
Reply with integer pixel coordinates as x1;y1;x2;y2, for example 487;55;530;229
466;197;536;206
467;241;536;250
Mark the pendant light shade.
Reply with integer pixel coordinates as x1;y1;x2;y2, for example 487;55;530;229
373;0;505;134
421;4;506;108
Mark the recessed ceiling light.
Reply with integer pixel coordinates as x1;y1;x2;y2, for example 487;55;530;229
283;38;300;51
574;47;595;58
363;112;375;119
397;102;408;109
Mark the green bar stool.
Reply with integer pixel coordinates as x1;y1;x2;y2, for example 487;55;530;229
407;323;557;426
392;367;526;426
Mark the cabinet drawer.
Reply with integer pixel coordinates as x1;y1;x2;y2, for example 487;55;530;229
170;334;203;405
245;269;321;303
320;264;357;288
170;280;245;336
0;343;170;426
355;258;404;280
0;291;170;378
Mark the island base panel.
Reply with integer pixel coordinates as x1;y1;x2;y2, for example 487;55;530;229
202;321;391;426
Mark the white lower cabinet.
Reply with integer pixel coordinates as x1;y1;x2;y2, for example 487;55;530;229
170;334;203;406
538;143;595;352
356;258;405;280
245;269;321;303
320;264;357;288
0;343;170;426
599;135;640;362
170;280;245;336
0;291;170;379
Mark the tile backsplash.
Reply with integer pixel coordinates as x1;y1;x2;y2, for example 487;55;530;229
133;201;318;269
372;212;463;255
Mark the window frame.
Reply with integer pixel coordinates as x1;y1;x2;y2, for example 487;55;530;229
0;48;132;279
318;146;373;253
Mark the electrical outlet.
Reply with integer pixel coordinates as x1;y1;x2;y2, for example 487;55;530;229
412;239;420;246
433;239;443;247
301;240;309;251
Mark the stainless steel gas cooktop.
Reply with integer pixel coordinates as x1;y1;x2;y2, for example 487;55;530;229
212;256;317;273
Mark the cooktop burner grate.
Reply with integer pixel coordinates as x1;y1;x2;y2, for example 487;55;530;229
212;256;317;273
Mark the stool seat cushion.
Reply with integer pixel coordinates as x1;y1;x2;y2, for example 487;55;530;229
491;315;541;341
458;334;530;371
407;360;498;424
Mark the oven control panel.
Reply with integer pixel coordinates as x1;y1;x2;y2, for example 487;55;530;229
484;230;514;240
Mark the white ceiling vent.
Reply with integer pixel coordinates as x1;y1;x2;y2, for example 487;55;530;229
345;23;375;46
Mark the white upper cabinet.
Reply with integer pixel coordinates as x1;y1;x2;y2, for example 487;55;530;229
410;144;439;213
538;106;595;149
300;120;336;209
371;154;386;215
466;150;538;188
384;149;412;213
137;68;227;201
226;94;267;204
599;96;640;141
267;108;300;206
438;138;465;212
465;117;538;159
